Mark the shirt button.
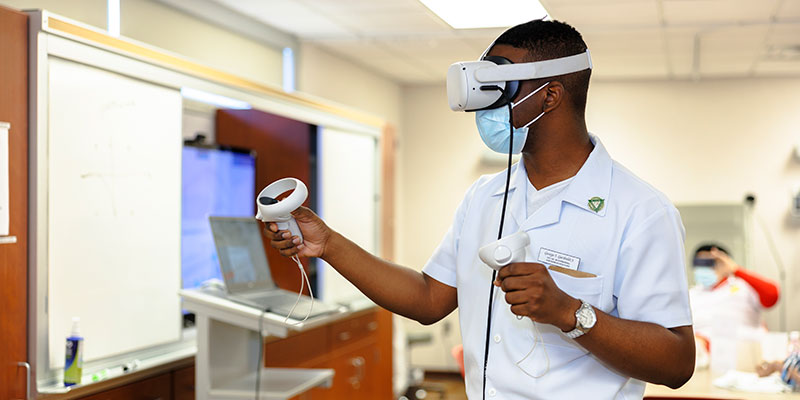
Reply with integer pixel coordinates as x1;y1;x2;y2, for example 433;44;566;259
493;334;501;343
489;388;497;397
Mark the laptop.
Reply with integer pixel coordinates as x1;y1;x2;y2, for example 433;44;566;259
208;216;340;320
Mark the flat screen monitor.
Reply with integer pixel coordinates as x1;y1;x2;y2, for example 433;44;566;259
181;144;256;289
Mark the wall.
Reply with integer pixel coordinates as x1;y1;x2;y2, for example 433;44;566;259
586;78;800;332
399;79;800;365
0;0;283;87
296;42;404;260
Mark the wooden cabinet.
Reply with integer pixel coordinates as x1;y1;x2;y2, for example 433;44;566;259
265;309;393;400
171;366;195;400
80;374;172;400
0;4;29;400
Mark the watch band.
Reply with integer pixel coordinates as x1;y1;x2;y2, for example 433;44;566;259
565;300;595;339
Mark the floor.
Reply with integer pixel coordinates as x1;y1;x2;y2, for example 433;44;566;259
403;372;467;400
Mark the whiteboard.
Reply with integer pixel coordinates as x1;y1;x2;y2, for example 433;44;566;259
318;128;378;303
47;57;183;367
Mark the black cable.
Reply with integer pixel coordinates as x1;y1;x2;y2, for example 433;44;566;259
481;99;515;400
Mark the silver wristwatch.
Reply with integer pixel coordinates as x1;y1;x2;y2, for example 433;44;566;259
565;299;596;339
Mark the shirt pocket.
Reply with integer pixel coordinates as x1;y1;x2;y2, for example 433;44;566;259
514;271;605;378
549;269;604;307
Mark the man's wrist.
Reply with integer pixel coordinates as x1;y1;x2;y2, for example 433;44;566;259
558;297;582;332
319;230;339;261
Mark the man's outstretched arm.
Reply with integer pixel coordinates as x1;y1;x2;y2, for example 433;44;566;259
266;206;457;325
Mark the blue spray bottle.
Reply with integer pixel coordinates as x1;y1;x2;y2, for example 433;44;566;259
64;317;84;386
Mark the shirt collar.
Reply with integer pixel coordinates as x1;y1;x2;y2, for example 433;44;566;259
560;135;613;217
490;134;613;218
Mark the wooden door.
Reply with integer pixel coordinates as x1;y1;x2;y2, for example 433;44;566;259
0;5;29;399
215;109;315;293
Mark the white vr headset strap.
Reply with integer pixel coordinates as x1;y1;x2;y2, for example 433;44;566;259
475;50;592;83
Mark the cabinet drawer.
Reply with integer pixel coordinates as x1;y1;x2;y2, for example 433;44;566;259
265;324;329;367
330;311;379;350
80;373;171;400
171;366;195;400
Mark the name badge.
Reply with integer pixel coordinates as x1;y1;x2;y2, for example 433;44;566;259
537;248;581;270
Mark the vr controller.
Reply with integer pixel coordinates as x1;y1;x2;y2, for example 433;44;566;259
255;178;308;242
478;231;530;270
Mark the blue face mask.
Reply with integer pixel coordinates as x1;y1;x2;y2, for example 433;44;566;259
475;81;550;154
693;267;717;289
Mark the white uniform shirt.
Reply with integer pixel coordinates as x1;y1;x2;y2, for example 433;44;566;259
690;277;763;339
423;136;692;400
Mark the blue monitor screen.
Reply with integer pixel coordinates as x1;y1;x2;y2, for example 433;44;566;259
182;145;256;289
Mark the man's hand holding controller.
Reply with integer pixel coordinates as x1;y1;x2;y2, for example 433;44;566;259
265;206;331;259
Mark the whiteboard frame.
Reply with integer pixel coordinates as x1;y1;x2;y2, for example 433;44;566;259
27;10;384;391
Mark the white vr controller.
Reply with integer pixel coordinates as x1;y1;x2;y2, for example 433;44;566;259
478;231;530;270
255;178;308;242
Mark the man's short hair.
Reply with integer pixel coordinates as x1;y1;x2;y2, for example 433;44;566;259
494;19;591;113
694;243;729;257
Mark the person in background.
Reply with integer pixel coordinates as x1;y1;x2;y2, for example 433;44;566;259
690;243;780;351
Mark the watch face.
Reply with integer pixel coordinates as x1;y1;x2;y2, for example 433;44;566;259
577;305;596;329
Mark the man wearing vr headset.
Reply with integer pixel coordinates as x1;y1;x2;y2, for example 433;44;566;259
268;19;694;399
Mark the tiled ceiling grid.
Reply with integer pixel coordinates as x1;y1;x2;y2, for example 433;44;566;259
210;0;800;83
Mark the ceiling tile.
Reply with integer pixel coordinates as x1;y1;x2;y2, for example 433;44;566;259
546;1;660;29
701;25;769;55
663;0;779;25
590;52;670;79
754;59;800;75
313;38;437;82
214;0;355;37
331;10;450;36
700;53;756;75
765;24;800;48
776;0;800;19
205;0;800;83
300;0;424;13
583;29;664;56
664;28;696;74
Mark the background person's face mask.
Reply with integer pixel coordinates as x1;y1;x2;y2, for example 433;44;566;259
693;266;717;289
475;81;550;154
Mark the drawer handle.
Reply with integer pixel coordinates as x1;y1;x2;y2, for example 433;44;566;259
349;356;365;388
17;362;31;400
367;321;378;331
338;331;351;341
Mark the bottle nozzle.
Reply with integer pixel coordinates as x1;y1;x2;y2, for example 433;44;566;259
71;317;81;337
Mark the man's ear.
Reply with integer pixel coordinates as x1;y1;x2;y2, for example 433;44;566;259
542;81;564;113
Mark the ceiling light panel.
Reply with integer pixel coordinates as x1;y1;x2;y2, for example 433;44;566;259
418;0;549;29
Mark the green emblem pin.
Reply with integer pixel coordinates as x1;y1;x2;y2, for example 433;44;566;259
588;196;605;212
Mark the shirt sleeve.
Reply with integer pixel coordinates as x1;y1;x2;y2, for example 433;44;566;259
421;182;477;288
614;205;693;328
734;268;780;308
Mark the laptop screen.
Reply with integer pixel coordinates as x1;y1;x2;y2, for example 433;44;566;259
209;217;277;293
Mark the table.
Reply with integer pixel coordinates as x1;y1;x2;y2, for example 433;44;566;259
645;369;799;400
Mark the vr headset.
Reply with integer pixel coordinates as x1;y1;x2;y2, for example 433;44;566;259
447;49;593;112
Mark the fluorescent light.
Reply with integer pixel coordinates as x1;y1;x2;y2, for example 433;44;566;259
282;47;296;93
180;87;251;110
419;0;548;29
107;0;120;37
